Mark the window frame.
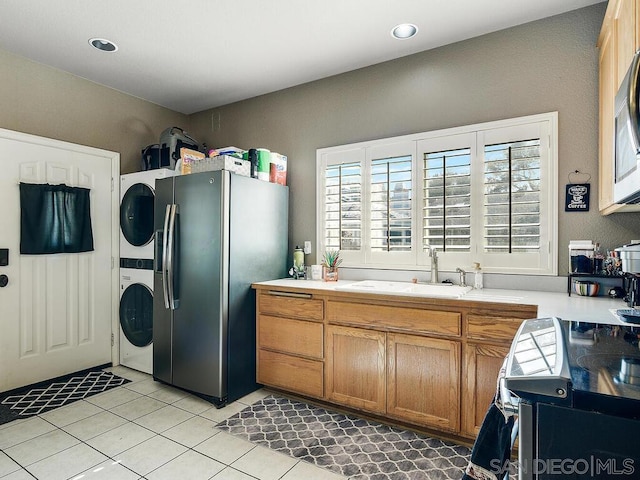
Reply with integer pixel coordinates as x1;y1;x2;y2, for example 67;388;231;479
316;112;558;276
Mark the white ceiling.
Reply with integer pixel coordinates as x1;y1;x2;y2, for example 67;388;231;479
0;0;603;115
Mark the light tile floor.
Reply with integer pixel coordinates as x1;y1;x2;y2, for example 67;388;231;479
0;366;347;480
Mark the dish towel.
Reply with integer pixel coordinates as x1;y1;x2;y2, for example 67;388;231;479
462;359;516;480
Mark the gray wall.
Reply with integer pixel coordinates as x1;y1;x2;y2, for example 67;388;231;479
0;3;638;280
0;49;188;174
189;3;640;276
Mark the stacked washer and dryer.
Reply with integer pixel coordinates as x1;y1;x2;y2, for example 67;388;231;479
119;169;174;374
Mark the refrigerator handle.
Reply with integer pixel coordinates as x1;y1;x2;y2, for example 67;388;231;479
161;204;171;309
167;203;179;310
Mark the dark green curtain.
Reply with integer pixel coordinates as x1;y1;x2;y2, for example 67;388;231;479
19;183;94;254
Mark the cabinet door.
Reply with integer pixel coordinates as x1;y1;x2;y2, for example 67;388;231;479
325;325;386;414
615;0;636;90
599;19;616;211
387;333;460;432
462;343;510;438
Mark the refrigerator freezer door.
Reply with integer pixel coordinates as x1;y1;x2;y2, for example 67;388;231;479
153;176;175;385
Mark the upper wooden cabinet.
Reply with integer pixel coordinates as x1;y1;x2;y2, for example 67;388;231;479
598;0;640;214
616;0;638;87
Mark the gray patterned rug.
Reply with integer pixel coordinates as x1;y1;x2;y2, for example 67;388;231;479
0;368;129;425
216;395;471;479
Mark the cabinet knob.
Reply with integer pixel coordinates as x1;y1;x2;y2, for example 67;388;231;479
0;274;8;287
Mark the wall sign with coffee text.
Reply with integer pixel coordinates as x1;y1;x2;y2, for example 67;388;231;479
565;183;590;212
565;171;591;212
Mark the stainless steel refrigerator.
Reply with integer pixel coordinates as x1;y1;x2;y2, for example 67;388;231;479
153;170;288;407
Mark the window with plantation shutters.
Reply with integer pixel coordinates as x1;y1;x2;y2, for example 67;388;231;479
370;155;412;252
317;112;557;275
423;148;471;252
483;139;541;253
324;161;362;252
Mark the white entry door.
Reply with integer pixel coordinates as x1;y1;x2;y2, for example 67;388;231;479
0;128;119;392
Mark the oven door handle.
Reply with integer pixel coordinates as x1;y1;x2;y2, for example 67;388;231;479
497;355;519;414
498;377;519;414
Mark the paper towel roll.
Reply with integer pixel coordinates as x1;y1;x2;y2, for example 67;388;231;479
256;148;270;181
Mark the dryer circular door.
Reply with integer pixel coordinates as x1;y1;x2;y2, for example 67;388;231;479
119;282;153;347
120;183;155;248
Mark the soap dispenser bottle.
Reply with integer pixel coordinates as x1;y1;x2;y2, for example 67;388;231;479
473;262;483;290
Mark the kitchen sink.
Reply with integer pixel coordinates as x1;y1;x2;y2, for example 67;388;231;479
335;280;472;298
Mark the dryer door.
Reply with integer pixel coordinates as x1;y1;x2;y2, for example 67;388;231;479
120;283;153;347
120;183;155;247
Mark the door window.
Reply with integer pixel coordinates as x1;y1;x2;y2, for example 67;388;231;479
120;283;153;347
120;183;155;247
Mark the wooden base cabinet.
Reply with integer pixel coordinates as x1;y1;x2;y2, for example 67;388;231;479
325;326;461;431
461;312;530;437
461;343;510;437
256;290;324;398
325;325;386;414
387;333;460;432
254;284;537;441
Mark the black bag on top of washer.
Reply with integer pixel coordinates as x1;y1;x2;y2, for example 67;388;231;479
159;127;199;169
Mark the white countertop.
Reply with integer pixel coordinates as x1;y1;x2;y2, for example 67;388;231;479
254;278;630;325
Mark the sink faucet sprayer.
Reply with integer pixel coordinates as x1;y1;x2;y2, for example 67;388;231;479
428;246;438;284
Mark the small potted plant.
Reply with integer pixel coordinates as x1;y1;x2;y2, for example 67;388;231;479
322;249;342;282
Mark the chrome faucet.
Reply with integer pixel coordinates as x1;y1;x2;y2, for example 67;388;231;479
428;246;438;284
456;267;467;287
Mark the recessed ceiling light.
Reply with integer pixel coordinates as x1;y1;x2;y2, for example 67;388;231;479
89;38;118;52
391;24;418;40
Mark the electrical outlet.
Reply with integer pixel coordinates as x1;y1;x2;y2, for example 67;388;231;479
304;241;312;255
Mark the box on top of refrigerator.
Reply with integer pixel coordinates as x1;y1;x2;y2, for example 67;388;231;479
270;153;287;185
211;155;251;176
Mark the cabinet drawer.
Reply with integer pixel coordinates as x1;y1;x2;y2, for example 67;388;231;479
258;349;323;398
466;315;524;343
258;315;323;359
326;300;461;337
258;291;323;321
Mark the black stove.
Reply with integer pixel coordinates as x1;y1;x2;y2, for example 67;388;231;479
504;317;640;480
566;321;640;419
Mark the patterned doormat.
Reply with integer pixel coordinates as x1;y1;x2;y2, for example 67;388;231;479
0;367;130;425
217;395;471;480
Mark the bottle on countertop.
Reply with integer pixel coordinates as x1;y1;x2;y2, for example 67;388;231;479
473;262;483;290
293;246;304;271
593;242;604;274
